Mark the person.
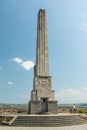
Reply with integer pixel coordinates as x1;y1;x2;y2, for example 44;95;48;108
73;104;77;113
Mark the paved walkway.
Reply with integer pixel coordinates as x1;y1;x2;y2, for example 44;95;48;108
0;125;87;130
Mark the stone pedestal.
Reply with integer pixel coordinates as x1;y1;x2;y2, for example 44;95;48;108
28;101;58;114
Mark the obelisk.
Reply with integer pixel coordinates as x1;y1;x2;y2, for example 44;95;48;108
28;9;58;114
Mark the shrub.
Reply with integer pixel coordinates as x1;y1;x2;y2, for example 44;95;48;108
76;109;87;113
17;109;27;113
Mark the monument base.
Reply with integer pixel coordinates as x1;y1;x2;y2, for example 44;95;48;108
28;101;58;114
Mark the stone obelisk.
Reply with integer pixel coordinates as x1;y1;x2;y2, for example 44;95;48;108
28;9;58;114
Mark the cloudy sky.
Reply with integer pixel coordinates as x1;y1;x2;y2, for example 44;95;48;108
0;0;87;104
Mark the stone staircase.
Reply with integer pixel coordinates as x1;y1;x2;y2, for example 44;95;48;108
11;115;87;127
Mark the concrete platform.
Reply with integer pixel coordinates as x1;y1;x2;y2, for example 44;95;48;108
1;113;87;127
0;124;87;130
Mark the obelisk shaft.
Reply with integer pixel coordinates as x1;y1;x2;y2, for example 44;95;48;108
36;9;49;76
28;9;58;114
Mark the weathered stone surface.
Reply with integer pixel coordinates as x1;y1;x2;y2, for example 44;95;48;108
11;115;87;127
28;9;58;114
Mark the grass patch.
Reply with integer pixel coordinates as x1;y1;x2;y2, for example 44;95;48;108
76;109;87;113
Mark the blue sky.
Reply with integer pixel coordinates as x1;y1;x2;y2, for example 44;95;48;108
0;0;87;104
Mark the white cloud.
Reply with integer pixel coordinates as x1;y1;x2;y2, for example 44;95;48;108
80;23;87;32
55;87;87;104
21;61;35;70
8;81;13;85
13;57;23;64
13;57;35;71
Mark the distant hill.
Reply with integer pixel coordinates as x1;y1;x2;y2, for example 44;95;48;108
59;103;87;109
0;103;28;109
0;103;87;109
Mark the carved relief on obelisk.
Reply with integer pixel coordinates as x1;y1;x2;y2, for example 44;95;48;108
28;9;58;114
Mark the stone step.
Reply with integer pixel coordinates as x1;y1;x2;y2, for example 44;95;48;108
13;118;85;122
11;115;87;127
13;121;86;124
14;116;82;120
12;123;87;127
